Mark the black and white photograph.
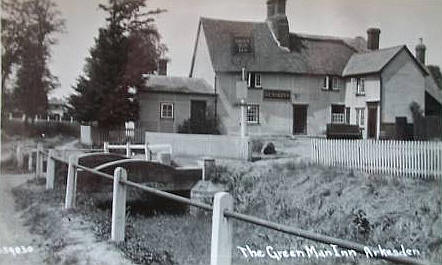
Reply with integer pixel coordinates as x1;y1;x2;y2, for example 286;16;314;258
1;0;441;264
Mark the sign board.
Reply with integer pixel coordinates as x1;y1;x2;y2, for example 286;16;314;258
263;89;291;100
236;81;248;99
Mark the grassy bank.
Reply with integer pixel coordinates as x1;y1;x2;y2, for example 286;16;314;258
12;157;442;265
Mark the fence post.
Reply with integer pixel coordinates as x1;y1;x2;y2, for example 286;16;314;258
28;150;34;172
126;140;131;157
144;142;149;161
210;192;234;265
65;155;79;209
104;142;109;153
16;144;24;169
36;143;43;178
111;167;127;242
46;149;56;190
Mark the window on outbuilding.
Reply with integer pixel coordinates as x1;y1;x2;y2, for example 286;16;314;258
160;102;174;119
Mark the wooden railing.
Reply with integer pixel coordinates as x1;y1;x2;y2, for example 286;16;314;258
311;139;442;178
22;144;430;265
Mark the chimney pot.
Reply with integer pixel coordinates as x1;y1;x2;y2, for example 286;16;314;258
367;28;381;50
158;59;168;76
415;38;426;65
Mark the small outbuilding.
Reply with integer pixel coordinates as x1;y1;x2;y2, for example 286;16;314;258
137;74;217;133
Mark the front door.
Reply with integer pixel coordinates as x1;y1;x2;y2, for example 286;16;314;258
293;104;308;134
191;100;206;121
367;104;378;139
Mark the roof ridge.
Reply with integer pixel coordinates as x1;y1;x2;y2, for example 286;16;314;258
200;16;264;24
294;32;361;41
358;45;404;54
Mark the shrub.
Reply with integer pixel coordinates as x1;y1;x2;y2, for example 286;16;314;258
177;117;220;135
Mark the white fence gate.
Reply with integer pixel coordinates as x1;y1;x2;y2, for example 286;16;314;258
311;139;442;178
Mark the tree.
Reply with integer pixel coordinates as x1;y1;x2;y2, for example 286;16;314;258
1;0;64;119
68;0;166;129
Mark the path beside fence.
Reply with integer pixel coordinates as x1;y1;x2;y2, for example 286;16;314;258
311;139;442;178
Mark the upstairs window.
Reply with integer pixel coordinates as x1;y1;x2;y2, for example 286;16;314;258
248;73;262;88
322;76;340;91
233;37;252;54
352;77;365;95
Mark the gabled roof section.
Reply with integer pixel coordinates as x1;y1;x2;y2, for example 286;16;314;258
343;45;429;77
199;17;363;75
141;75;215;95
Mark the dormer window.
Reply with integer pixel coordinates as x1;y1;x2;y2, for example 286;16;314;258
322;76;340;91
248;73;262;88
233;37;252;54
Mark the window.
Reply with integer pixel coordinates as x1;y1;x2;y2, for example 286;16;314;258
322;76;340;91
353;78;365;95
248;73;262;88
246;104;259;124
233;37;252;53
331;105;345;124
160;103;174;119
356;108;365;127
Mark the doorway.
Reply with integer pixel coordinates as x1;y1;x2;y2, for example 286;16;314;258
293;104;308;134
367;103;378;139
190;100;207;121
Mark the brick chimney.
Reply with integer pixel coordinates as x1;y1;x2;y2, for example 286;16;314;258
266;0;290;48
367;28;381;50
415;38;426;65
158;59;168;76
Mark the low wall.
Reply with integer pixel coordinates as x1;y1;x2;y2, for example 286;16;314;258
145;132;252;160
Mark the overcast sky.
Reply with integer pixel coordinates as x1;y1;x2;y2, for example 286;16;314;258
50;0;442;98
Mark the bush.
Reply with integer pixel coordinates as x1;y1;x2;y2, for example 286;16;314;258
177;117;220;135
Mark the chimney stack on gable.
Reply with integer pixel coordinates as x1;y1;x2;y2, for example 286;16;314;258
266;0;290;48
158;59;168;76
367;28;381;50
415;38;426;65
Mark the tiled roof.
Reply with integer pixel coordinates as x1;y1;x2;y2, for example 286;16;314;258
342;46;404;76
141;75;215;95
199;17;365;75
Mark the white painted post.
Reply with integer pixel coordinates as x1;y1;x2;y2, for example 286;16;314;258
104;142;109;153
16;144;24;169
36;143;43;178
144;142;150;161
28;151;34;172
111;167;127;242
8;113;12;120
240;99;247;138
210;192;233;265
65;155;79;209
126;141;131;157
46;149;56;190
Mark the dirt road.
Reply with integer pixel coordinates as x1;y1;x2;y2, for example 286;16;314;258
0;173;46;265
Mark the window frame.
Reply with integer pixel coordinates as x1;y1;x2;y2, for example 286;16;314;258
322;75;340;91
355;107;365;127
160;102;174;119
356;78;365;95
246;104;260;124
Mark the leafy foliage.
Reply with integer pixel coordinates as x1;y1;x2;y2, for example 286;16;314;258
177;117;220;135
68;0;166;129
1;0;64;118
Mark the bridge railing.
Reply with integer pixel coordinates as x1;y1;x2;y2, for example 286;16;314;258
103;141;172;161
29;144;429;265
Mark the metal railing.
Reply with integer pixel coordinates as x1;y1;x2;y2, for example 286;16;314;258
27;144;430;265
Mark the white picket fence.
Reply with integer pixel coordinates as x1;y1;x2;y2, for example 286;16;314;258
311;139;442;178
